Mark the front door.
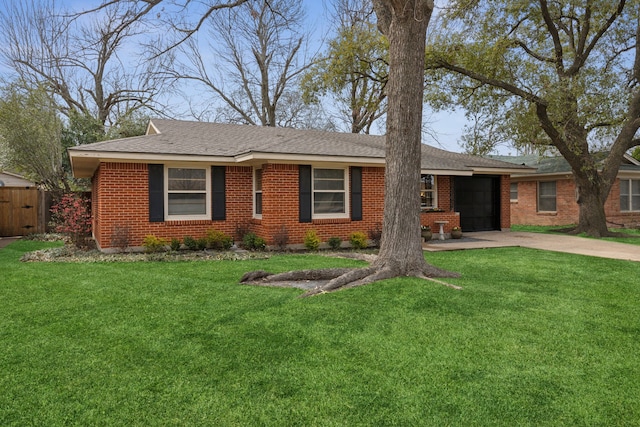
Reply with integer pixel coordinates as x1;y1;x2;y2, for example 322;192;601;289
454;176;500;232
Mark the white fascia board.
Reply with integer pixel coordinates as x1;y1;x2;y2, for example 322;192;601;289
69;150;235;164
618;170;640;179
511;172;573;181
471;167;537;175
623;153;640;165
234;151;386;166
68;150;237;178
146;120;160;135
421;169;473;176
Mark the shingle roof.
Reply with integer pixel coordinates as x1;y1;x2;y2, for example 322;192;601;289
69;119;532;175
489;154;569;174
0;171;36;187
489;153;640;175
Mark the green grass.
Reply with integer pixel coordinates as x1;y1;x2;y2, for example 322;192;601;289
2;240;640;426
511;224;573;233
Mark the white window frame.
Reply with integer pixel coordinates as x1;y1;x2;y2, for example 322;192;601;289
620;178;640;212
312;166;349;219
537;181;557;212
420;174;438;209
164;164;211;221
253;167;263;219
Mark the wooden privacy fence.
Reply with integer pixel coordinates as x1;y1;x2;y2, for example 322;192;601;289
0;187;48;237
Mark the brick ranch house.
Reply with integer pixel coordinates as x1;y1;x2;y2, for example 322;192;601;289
491;154;640;228
68;119;531;251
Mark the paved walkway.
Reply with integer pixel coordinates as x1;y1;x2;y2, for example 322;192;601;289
424;231;640;262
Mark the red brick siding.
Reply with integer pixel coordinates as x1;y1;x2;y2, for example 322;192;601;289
511;177;640;227
91;161;515;249
605;178;640;226
253;164;386;245
92;163;253;249
419;176;461;232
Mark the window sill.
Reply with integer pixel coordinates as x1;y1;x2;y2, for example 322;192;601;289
536;211;557;216
312;218;350;225
164;219;213;226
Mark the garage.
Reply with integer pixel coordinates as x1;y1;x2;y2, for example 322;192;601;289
454;176;501;232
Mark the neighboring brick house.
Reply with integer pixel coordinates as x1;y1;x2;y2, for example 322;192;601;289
491;154;640;228
69;119;530;251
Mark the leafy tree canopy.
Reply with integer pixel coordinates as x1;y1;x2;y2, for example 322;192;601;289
0;83;67;195
424;0;640;236
426;0;638;155
301;14;389;134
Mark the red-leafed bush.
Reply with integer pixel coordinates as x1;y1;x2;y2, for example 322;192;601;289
50;193;92;248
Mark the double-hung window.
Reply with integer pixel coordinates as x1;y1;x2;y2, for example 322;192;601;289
510;182;518;201
537;181;556;212
254;168;263;218
620;179;640;211
313;168;347;216
166;166;210;219
420;174;437;209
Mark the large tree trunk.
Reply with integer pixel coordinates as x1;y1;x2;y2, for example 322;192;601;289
573;175;610;237
536;101;619;238
371;0;441;276
241;0;459;296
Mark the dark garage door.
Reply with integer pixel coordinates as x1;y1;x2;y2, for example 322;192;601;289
454;176;500;232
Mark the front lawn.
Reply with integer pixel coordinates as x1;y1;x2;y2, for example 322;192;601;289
1;240;639;426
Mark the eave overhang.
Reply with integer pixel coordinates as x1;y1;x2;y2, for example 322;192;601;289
70;149;534;179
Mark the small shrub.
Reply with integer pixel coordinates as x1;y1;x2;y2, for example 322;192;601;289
196;237;208;251
327;236;342;250
170;237;181;252
272;225;289;251
368;222;382;247
242;232;266;251
183;236;197;251
205;229;233;250
304;229;321;251
49;193;92;248
349;231;368;249
142;235;167;253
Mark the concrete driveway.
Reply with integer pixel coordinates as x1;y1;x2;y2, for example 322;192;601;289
424;231;640;262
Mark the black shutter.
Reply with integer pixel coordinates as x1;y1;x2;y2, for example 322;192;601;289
351;167;363;221
148;164;164;222
212;166;226;221
299;165;312;223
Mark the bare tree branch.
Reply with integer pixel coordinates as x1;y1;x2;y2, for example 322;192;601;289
0;0;163;129
155;0;315;127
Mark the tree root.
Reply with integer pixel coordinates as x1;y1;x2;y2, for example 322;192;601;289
240;264;462;297
239;268;354;284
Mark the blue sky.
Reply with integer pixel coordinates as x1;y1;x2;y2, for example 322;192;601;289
304;0;470;153
0;0;472;153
